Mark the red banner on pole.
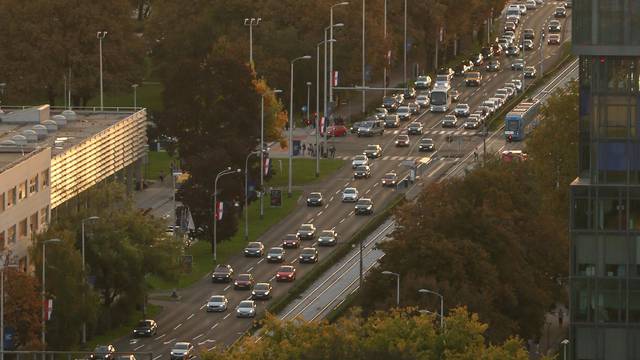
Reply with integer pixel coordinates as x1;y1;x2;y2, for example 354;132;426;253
215;201;224;221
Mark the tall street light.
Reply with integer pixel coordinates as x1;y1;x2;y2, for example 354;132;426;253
288;55;312;197
361;0;366;114
1;263;18;360
561;339;569;360
317;37;337;177
132;84;139;109
329;2;349;106
260;89;282;219
403;0;407;89
41;238;61;352
324;24;343;159
81;216;99;344
383;0;388;96
96;31;108;111
381;271;400;307
306;81;312;127
245;150;262;240
213;168;241;260
243;18;261;67
418;288;444;330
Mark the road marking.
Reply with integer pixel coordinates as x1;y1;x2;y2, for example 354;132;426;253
200;303;206;310
208;346;217;352
174;323;182;330
163;337;177;345
153;356;162;360
211;323;219;330
335;189;341;194
155;334;166;341
223;313;231;320
246;266;254;272
134;345;145;351
292;258;298;263
331;226;336;231
344;182;350;187
269;275;276;281
429;161;449;177
257;258;264;264
223;285;231;291
373;182;379;187
307;217;315;223
198;339;216;346
349;211;354;216
194;333;204;340
365;188;371;194
339;218;345;224
318;211;323;216
324;204;329;209
382;156;390;160
329;196;334;202
187;313;195;320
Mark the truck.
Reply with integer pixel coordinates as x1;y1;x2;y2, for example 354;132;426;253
504;101;540;141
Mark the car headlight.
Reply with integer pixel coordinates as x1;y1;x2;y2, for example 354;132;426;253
288;274;293;277
170;352;175;356
251;291;256;295
394;141;398;144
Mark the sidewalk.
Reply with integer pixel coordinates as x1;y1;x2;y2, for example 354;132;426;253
134;178;176;222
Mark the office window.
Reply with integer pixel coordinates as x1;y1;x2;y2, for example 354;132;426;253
17;181;27;200
632;2;640;45
39;206;49;227
30;212;38;233
7;225;16;244
630;280;640;322
18;219;27;237
576;327;597;359
576;235;597;276
0;231;4;251
7;187;16;207
631;200;640;230
29;175;38;195
599;0;625;45
41;169;49;188
573;0;592;45
598;198;623;230
604;235;626;277
0;192;4;213
597;279;623;323
574;198;591;229
573;279;594;322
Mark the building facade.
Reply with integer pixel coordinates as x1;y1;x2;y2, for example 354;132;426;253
570;0;640;358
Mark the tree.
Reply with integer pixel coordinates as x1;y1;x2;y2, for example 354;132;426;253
358;160;567;342
202;307;536;360
0;0;144;105
1;260;41;349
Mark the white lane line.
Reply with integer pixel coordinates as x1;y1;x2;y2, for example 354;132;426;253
174;323;182;330
223;313;231;320
223;285;231;291
163;337;177;345
344;182;350;187
247;266;254;272
155;334;166;341
194;333;204;340
335;189;341;195
257;258;264;264
339;218;345;224
382;156;390;160
211;323;219;330
153;356;162;360
208;346;217;351
291;258;298;264
308;218;315;223
199;303;206;310
318;211;323;216
324;204;329;209
269;276;276;281
349;211;354;216
134;345;145;351
187;313;195;320
365;188;371;194
373;182;379;187
329;196;334;202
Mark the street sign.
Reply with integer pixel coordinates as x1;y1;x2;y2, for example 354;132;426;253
270;189;282;207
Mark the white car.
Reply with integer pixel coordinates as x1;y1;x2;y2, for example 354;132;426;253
170;342;194;360
489;97;503;109
206;295;228;312
415;94;430;108
342;187;359;202
236;300;257;318
351;154;368;169
454;103;470;117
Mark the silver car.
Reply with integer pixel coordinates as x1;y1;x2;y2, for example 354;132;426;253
351;154;368;169
206;295;228;312
342;187;359;202
416;94;430;108
236;300;257;318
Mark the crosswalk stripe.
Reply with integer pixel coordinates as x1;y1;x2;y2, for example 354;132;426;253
439;130;446;135
382;156;390;160
391;156;401;160
393;130;400;134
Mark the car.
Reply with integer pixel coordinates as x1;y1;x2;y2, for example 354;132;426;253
299;247;319;263
565;0;572;8
133;319;158;337
206;295;228;312
407;101;420;115
492;43;503;56
282;233;300;248
506;14;520;26
415;94;430;108
373;107;388;120
523;28;535;39
511;79;523;92
243;241;264;257
441;114;458;128
472;110;487;124
549;20;561;33
497;38;511;50
524;66;537;78
495;88;510;100
518;4;527;15
384;114;400;128
91;345;116;360
407;122;424;135
306;192;323;207
381;172;398;187
364;144;382;158
480;47;494;59
437;67;455;78
471;53;484;66
504;22;516;32
396;106;412;120
521;39;534;50
511;60;525;71
464;118;481;129
526;0;537;9
500;86;515;99
547;34;561;45
353;165;371;179
342;187;359;202
357;120;384;136
350;121;364;134
503;31;516;43
454;60;475;75
355;198;374;215
211;264;233;283
395;135;410;147
381;96;398;111
393;92;405;105
276;265;297;282
266;247;285;263
403;87;417;99
251;282;272;300
454;103;470;117
318;230;338;246
297;223;316;240
504;83;518;95
476;106;491;118
505;46;520;56
493;93;508;104
234;273;255;290
485;59;500;71
481;100;497;114
418;138;435;152
465;71;482;87
170;342;194;360
555;6;567;17
414;75;432;89
236;300;257;318
489;97;503;109
327;125;347;137
352;155;368;168
451;90;460;102
116;356;136;360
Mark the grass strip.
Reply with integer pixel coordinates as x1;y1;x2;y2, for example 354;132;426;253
266;158;345;187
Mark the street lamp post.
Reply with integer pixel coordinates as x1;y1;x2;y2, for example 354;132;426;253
132;84;139;109
317;37;337;177
323;24;343;160
213;168;241;260
41;238;61;353
561;339;569;360
381;271;400;307
383;0;387;96
361;0;366;114
306;81;312;128
260;89;282;219
418;288;444;330
243;18;261;67
96;31;108;111
1;264;18;360
329;2;349;106
245;150;261;240
81;216;99;344
288;55;312;198
403;0;407;89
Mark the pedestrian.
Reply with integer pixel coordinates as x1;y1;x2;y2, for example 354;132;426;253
330;145;336;158
159;170;165;184
320;143;325;158
558;309;564;327
309;143;314;156
302;143;306;155
473;150;478;161
310;144;315;156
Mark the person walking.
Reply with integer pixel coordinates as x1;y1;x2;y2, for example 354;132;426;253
330;145;336;158
302;143;306;156
320;143;325;158
558;309;564;327
473;150;478;161
159;170;165;184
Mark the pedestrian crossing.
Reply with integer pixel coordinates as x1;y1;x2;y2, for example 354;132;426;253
337;155;432;161
391;129;479;136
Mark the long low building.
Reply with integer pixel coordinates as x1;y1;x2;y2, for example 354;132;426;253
0;105;147;271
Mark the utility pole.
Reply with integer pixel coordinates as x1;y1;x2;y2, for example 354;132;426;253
361;0;366;114
97;31;108;111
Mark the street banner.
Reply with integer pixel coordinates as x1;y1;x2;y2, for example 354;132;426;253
319;117;326;136
332;71;339;86
215;201;223;221
43;299;53;320
264;157;270;177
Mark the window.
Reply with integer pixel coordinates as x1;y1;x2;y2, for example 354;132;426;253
40;206;49;227
598;0;625;45
0;231;4;251
604;235;626;277
573;279;594;322
576;235;597;276
7;187;16;207
40;169;49;188
630;280;640;322
29;175;38;195
29;212;38;233
597;279;623;323
17;181;27;200
576;327;597;359
631;199;640;230
573;0;592;45
574;198;591;229
0;192;4;213
598;198;623;230
18;219;27;238
7;225;16;244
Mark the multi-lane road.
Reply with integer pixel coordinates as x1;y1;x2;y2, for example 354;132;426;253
117;1;573;357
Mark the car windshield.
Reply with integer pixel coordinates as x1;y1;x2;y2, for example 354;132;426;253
409;123;420;128
416;95;428;100
247;242;261;248
302;249;316;255
174;344;189;350
239;301;253;308
444;115;456;121
357;199;371;205
421;138;434;144
269;248;283;254
309;193;321;199
397;135;409;140
214;265;229;273
355;166;368;171
137;321;152;327
417;76;428;82
397;107;409;113
284;234;297;240
366;145;378;150
383;97;395;104
344;188;356;194
320;231;334;237
354;155;366;161
456;105;468;110
430;91;446;105
237;274;251;281
254;283;269;290
300;224;313;230
209;296;225;302
95;347;111;353
384;173;396;179
279;266;294;272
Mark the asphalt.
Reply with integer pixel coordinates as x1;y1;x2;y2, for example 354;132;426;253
118;2;574;358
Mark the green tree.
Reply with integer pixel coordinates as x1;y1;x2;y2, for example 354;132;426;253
0;0;144;105
1;258;42;349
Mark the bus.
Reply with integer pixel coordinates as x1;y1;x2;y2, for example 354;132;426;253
430;84;451;112
504;101;540;141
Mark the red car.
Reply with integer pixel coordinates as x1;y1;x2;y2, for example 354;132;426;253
276;265;297;282
327;125;348;137
282;234;300;249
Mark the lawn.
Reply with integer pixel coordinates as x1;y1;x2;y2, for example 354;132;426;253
145;151;180;180
147;190;302;291
267;158;345;187
85;82;164;112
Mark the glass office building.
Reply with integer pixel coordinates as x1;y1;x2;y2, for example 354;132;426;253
571;1;640;358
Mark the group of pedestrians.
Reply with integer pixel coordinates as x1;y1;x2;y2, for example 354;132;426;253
300;143;336;158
